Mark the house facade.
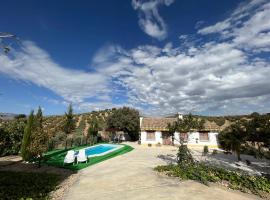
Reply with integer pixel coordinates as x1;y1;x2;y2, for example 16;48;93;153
140;115;222;148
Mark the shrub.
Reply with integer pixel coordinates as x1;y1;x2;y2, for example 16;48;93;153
148;143;152;147
73;136;82;146
154;163;270;197
0;119;26;156
203;146;209;156
212;149;218;155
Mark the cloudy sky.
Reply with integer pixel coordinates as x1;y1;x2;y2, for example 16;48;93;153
0;0;270;116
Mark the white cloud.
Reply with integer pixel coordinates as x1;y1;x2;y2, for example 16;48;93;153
198;0;270;52
132;0;174;40
0;41;109;104
198;20;231;35
1;0;270;116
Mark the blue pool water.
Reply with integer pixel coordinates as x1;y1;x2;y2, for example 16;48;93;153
84;145;117;157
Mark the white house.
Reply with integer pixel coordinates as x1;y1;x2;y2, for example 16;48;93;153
140;115;224;148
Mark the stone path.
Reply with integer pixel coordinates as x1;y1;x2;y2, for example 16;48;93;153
63;143;261;200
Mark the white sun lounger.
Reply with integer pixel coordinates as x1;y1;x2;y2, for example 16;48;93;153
77;149;88;164
63;150;75;165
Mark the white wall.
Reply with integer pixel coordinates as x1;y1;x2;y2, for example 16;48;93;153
141;131;162;144
140;131;219;147
187;132;218;146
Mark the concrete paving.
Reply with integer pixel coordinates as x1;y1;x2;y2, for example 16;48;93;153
63;143;261;200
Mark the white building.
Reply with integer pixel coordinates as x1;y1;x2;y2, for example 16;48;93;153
140;115;223;148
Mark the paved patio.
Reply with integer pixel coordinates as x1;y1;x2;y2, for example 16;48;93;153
63;143;261;200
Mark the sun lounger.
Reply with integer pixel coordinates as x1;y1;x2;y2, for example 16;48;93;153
77;149;88;164
63;150;75;165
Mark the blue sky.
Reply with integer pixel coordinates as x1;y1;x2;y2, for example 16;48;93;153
0;0;270;116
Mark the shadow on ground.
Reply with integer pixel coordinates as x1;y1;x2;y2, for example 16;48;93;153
157;154;177;165
0;156;78;200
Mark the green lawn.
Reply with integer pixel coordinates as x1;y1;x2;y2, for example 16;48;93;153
0;171;60;200
43;144;134;170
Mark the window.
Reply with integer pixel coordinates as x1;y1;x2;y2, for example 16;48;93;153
180;133;188;141
146;132;155;141
199;132;209;141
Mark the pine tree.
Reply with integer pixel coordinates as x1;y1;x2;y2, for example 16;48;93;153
63;103;75;135
21;110;34;161
35;106;43;128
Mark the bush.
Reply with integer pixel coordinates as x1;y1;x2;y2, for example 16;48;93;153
0;119;26;156
212;149;218;155
154;163;270;197
203;146;209;156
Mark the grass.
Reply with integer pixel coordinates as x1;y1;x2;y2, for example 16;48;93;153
0;171;60;200
43;143;134;170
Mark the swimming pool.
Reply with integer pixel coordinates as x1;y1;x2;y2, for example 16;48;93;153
82;144;123;158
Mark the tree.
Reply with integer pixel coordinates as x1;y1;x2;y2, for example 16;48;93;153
177;113;204;133
29;107;48;166
87;117;99;144
21;110;35;161
106;107;139;141
167;113;205;143
246;113;270;152
218;120;247;161
0;118;26;156
167;121;177;145
63;104;75;135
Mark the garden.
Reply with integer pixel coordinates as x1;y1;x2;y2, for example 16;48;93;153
155;143;270;199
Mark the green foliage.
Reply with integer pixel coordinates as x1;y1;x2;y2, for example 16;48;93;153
218;113;270;160
154;164;270;197
0;171;60;200
0;118;26;156
14;114;26;119
177;144;194;165
63;104;75;135
218;120;247;161
29;107;48;163
246;113;270;151
174;113;205;133
21;110;35;161
205;116;225;126
106;107;139;140
88;117;99;144
88;117;99;137
212;149;218;155
167;121;177;145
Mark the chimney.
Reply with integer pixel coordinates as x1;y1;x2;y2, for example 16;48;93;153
177;112;183;120
139;117;143;128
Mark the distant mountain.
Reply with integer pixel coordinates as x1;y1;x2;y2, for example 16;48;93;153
0;113;18;120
